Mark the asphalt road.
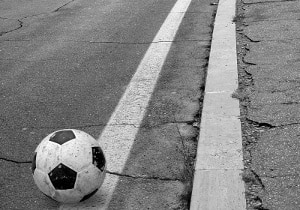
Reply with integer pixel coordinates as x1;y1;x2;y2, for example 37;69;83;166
236;0;300;209
0;0;216;209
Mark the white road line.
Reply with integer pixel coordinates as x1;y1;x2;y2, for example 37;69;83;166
190;0;246;209
59;0;192;209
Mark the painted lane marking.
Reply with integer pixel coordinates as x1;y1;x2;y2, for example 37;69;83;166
59;0;192;209
190;0;246;209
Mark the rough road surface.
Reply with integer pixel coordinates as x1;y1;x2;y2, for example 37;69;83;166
236;0;300;209
0;0;217;209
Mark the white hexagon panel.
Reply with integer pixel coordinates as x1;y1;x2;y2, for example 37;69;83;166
35;141;62;173
53;188;83;204
72;129;101;147
33;168;56;198
75;164;105;196
60;138;92;172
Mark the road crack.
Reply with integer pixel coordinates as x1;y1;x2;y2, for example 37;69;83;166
260;174;300;179
246;117;300;128
52;0;77;12
0;0;78;38
246;118;276;128
242;0;297;5
243;34;260;43
0;19;23;37
0;157;31;164
7;120;201;131
106;170;182;182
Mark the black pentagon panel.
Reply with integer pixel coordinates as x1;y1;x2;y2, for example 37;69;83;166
49;130;76;145
49;163;77;190
92;147;106;172
31;152;37;174
80;189;98;202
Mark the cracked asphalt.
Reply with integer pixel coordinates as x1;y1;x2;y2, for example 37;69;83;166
236;0;300;209
0;0;216;209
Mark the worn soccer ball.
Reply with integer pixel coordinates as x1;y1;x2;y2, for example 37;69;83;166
31;129;106;203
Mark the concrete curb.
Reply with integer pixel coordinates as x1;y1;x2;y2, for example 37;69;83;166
190;0;246;209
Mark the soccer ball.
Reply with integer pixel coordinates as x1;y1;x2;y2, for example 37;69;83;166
31;129;106;203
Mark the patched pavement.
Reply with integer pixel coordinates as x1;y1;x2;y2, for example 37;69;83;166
236;0;300;209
